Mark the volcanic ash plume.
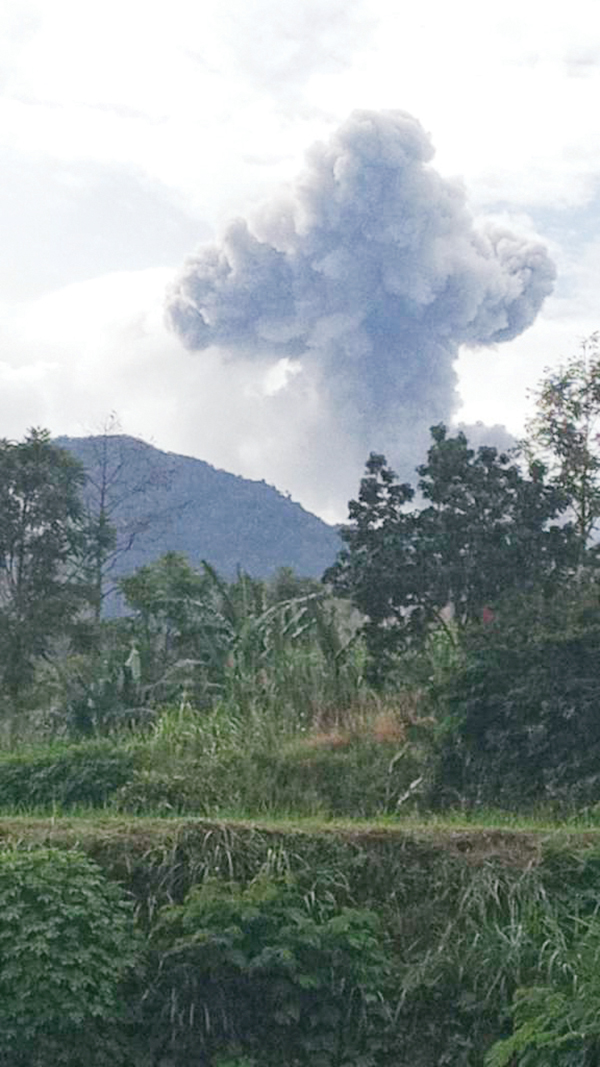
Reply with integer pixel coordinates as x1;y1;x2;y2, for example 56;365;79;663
166;110;555;473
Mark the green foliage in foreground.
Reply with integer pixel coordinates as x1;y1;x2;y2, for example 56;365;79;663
6;818;600;1066
12;379;600;1061
0;847;137;1064
486;918;600;1066
4;813;600;1066
144;877;394;1066
431;587;600;811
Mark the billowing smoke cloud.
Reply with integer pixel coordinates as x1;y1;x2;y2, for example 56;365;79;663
166;110;555;478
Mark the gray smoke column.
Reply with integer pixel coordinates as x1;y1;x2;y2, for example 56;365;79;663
167;110;555;473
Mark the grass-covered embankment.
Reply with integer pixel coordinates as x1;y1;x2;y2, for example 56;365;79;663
0;699;429;819
5;811;600;1064
4;689;600;1065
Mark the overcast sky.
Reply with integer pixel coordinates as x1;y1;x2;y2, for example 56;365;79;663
2;0;600;521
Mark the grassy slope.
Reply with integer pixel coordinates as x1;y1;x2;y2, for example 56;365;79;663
6;811;600;1063
3;811;600;865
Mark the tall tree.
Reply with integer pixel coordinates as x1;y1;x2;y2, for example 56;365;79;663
72;417;178;621
0;429;90;702
325;425;576;672
524;332;600;555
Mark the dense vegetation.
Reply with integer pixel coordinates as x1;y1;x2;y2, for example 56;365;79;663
3;337;600;1064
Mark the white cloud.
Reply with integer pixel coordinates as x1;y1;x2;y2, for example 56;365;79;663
455;234;600;438
0;269;363;519
1;0;600;522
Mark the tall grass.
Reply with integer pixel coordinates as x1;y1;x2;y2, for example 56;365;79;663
4;811;598;1065
110;683;429;820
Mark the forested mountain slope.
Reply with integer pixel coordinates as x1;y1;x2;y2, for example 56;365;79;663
56;434;339;584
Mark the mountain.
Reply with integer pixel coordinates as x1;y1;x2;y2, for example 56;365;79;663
56;435;341;595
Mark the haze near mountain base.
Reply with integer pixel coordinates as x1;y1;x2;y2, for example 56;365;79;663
167;110;556;478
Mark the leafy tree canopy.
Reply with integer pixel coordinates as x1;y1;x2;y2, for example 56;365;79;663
0;429;92;700
524;331;600;554
325;424;576;670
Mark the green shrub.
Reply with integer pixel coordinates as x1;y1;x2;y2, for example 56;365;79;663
485;916;600;1066
113;768;206;815
0;807;593;1066
0;739;135;810
142;876;395;1067
0;847;138;1061
432;621;600;811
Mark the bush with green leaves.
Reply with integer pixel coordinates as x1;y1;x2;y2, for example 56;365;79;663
0;815;596;1066
132;840;599;1067
431;592;600;810
486;915;600;1066
113;767;204;815
0;848;138;1063
0;738;135;810
142;876;395;1067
